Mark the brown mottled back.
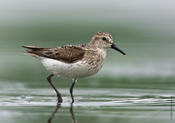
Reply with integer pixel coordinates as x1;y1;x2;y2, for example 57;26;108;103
23;45;86;63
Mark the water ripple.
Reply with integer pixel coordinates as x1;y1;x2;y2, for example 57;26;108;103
0;88;174;109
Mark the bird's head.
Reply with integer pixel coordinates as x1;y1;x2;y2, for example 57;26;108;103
89;32;126;55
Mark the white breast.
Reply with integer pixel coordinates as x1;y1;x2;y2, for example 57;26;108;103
40;57;100;78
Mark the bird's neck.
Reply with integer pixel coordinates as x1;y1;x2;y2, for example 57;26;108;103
97;48;107;60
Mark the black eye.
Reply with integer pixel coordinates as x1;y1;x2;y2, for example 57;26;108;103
102;37;107;41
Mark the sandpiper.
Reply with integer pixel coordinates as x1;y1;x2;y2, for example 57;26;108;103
23;32;126;103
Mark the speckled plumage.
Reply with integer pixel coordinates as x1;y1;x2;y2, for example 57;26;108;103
23;44;106;78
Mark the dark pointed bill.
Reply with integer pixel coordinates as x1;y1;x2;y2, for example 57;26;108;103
111;43;126;55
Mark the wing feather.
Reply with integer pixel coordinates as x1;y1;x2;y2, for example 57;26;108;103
23;45;86;63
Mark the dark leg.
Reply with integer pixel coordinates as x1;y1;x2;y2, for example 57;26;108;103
47;74;63;103
69;78;77;103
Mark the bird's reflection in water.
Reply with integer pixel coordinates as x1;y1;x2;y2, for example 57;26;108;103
47;102;61;123
69;103;77;123
48;102;77;123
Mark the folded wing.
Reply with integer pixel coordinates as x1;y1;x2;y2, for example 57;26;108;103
22;45;86;63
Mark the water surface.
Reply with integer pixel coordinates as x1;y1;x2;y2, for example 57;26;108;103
0;81;175;123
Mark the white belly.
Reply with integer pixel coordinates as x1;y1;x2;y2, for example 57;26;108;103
40;58;102;78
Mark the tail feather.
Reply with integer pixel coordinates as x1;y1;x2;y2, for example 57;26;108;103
22;45;43;50
22;45;44;58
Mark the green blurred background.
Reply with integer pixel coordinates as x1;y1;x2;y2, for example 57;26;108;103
0;0;175;123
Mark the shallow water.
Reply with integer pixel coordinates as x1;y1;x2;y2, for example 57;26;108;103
0;81;175;123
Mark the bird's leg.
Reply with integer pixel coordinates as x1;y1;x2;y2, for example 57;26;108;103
47;74;63;103
69;78;77;103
